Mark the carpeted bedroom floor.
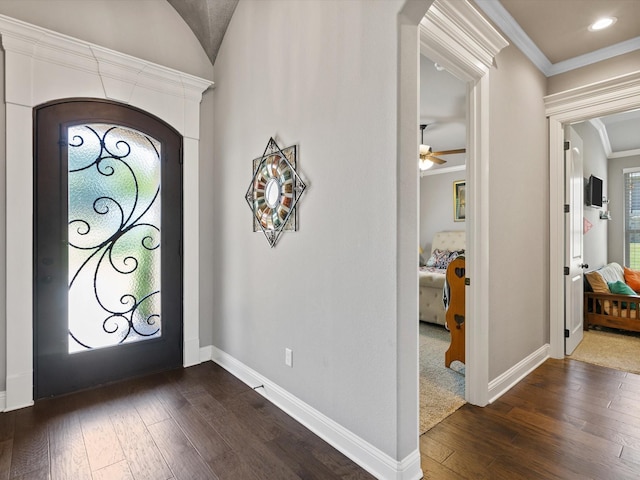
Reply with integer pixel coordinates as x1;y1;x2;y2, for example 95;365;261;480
419;322;465;435
568;327;640;374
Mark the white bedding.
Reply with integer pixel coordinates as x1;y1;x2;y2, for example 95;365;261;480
419;267;447;289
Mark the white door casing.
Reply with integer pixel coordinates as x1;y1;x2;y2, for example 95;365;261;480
419;0;508;406
564;126;584;355
546;71;640;359
1;15;212;410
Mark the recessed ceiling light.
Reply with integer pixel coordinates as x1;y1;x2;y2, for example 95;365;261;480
589;17;617;31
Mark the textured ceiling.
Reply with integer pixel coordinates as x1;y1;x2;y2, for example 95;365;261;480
167;0;238;65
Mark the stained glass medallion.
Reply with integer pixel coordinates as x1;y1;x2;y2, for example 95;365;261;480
67;124;162;353
245;138;306;247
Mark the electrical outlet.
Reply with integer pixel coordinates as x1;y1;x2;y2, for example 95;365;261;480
285;348;293;367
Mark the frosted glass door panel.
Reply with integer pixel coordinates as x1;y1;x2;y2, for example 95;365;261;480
68;124;162;352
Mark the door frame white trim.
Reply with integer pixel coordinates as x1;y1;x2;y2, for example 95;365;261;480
1;14;212;410
545;71;640;359
419;0;508;406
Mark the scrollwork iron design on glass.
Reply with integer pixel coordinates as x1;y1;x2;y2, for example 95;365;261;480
67;124;162;353
245;137;306;247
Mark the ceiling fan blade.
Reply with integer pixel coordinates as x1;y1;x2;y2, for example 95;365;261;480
427;155;447;165
431;148;466;156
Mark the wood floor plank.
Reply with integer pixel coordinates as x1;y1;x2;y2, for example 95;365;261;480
420;455;461;480
10;465;50;480
48;412;92;480
193;399;302;480
0;439;12;480
109;404;173;480
92;461;134;480
419;434;454;463
169;401;259;480
0;413;15;444
78;409;125;473
265;434;348;480
147;417;218;480
9;408;50;478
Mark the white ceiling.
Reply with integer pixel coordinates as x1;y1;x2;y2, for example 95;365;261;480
421;0;640;172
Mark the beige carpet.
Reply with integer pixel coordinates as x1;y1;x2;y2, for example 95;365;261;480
419;322;465;434
569;328;640;374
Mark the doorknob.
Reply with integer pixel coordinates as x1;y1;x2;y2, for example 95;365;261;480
580;263;589;269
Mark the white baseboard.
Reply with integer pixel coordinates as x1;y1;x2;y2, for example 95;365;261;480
488;344;550;403
209;345;423;480
199;345;213;363
183;337;201;367
4;372;34;412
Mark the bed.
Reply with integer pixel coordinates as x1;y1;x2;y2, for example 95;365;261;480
419;230;465;325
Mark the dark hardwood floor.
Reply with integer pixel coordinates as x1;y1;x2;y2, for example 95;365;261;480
2;358;640;479
421;358;640;479
0;362;374;480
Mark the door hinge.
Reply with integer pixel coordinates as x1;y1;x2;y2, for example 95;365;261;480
564;141;570;151
564;204;570;213
564;266;570;275
465;278;470;286
564;329;570;338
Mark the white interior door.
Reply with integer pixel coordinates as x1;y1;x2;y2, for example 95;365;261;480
565;126;585;355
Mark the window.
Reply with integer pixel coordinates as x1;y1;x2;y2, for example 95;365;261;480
624;168;640;268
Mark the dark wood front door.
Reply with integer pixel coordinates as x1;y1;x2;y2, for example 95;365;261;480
34;99;183;398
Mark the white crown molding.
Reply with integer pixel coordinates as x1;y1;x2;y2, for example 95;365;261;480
474;0;640;77
587;118;612;157
209;346;423;480
609;148;640;159
0;14;212;105
544;70;640;121
548;36;640;77
420;164;466;177
474;0;551;74
420;0;508;80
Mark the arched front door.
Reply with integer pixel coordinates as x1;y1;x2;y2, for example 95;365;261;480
34;99;183;398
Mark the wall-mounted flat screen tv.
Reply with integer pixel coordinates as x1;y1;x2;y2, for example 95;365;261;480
587;175;603;207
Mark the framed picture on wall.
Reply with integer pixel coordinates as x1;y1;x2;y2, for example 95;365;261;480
453;180;465;222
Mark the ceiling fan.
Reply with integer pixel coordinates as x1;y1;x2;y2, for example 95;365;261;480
419;124;466;171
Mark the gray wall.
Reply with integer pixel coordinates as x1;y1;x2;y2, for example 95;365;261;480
608;154;640;265
573;122;608;270
419;172;466;253
488;44;549;378
210;0;411;459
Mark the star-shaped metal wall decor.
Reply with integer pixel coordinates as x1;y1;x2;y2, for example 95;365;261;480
245;137;306;247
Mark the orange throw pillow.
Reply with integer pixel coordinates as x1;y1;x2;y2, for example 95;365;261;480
624;267;640;292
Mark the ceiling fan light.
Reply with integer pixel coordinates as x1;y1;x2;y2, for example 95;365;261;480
589;17;616;31
420;144;432;156
419;158;434;171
